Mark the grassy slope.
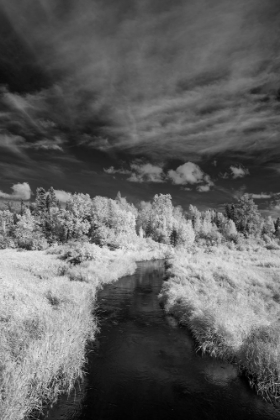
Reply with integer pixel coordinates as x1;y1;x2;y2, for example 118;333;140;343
159;245;280;401
0;239;170;420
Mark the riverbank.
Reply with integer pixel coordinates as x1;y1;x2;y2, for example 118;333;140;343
159;244;280;402
0;239;170;420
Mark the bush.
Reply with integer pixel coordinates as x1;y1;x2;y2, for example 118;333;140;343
206;230;222;246
16;231;48;251
221;219;238;242
263;234;272;244
265;242;280;251
0;235;16;249
58;242;101;264
225;241;235;250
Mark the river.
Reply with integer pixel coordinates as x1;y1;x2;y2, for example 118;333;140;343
45;260;280;420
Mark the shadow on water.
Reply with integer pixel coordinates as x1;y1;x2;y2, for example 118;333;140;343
45;260;280;420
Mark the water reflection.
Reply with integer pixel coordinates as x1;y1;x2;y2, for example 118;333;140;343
45;260;280;420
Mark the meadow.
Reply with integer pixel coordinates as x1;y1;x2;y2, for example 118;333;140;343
0;239;170;420
159;242;280;402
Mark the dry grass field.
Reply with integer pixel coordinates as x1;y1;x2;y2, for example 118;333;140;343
160;244;280;401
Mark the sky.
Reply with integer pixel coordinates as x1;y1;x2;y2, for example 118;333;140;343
0;0;280;213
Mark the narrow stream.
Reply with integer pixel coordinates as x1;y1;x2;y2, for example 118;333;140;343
45;260;280;420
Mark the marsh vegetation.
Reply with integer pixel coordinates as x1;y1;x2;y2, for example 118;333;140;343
160;244;280;402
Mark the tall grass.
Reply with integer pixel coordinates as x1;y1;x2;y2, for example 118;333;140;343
0;238;170;420
0;250;96;420
159;245;280;402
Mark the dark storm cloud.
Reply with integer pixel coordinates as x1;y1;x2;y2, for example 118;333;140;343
0;0;280;167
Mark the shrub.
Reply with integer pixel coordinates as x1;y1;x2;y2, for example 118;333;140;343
226;241;236;250
206;229;222;246
265;242;280;251
58;242;101;264
0;235;16;249
222;219;238;242
263;234;272;244
15;231;48;251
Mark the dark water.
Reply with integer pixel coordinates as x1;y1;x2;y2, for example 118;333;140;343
45;260;280;420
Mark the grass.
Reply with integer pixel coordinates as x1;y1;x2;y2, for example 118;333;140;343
159;244;280;402
0;238;170;420
0;250;96;420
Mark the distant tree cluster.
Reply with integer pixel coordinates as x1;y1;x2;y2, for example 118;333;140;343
0;188;279;250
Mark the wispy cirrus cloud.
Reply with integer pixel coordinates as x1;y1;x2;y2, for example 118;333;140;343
25;138;65;151
0;0;279;166
0;134;26;156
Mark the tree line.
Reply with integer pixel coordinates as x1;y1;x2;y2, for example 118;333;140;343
0;187;279;250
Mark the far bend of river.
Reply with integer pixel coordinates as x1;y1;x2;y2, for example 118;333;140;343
45;260;280;420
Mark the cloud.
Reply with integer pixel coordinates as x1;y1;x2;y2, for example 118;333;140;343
0;134;26;156
230;166;250;179
0;182;32;200
0;0;280;165
26;138;64;151
232;185;247;199
167;162;204;185
0;164;34;180
104;162;165;183
266;164;280;174
266;193;280;211
250;193;271;199
128;163;165;183
219;172;229;179
104;166;131;175
167;162;213;191
197;184;211;193
54;189;71;203
105;161;214;190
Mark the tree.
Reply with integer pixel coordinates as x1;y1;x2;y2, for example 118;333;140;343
13;209;47;250
262;216;275;237
211;211;226;229
225;194;262;237
222;219;238;241
149;194;173;243
46;187;57;213
189;205;202;236
171;219;195;247
115;191;138;217
34;187;47;215
137;201;152;236
274;217;280;235
225;203;237;222
0;210;14;236
91;196;137;247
